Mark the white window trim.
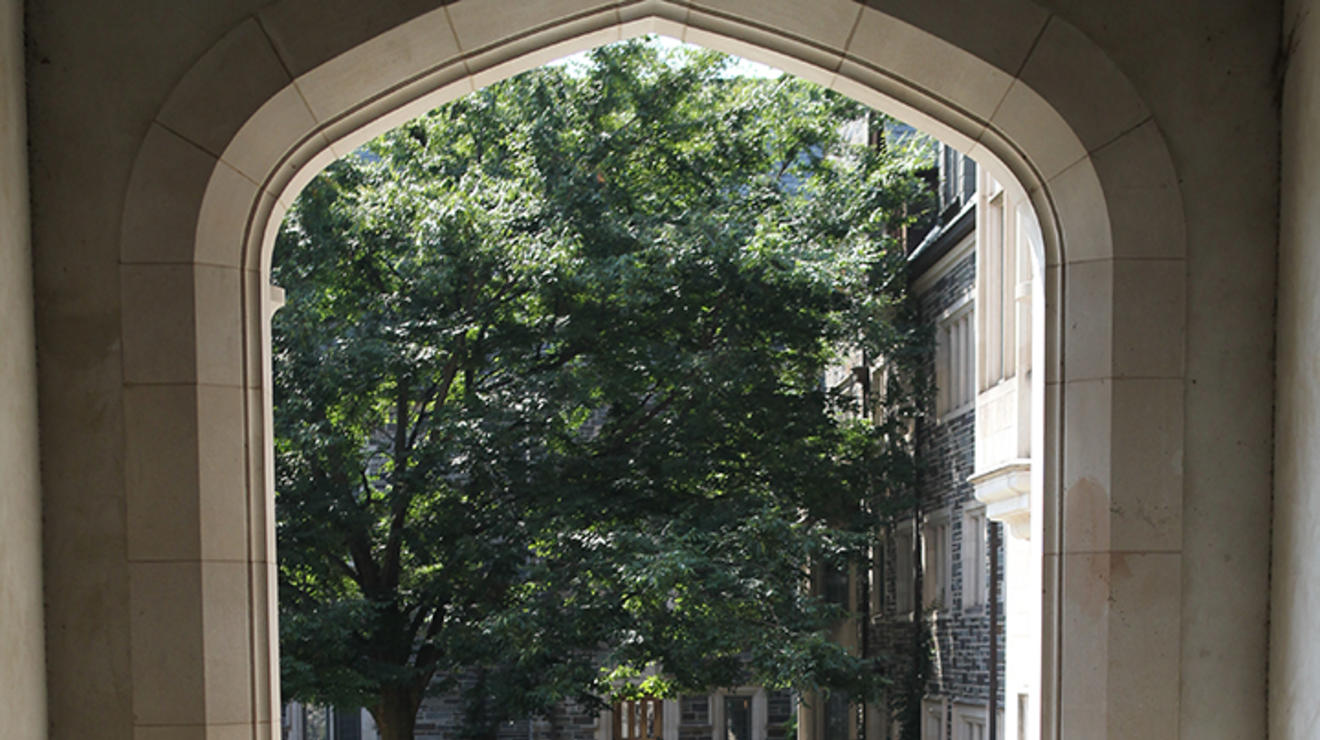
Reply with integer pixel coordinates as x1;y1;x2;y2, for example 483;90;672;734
1013;204;1036;381
709;688;766;740
955;701;987;738
1015;694;1029;740
951;703;998;740
921;697;947;740
922;509;952;612
961;503;988;613
935;294;975;421
978;170;1035;398
979;187;1013;391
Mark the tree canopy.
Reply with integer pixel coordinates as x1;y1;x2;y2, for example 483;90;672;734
273;39;933;740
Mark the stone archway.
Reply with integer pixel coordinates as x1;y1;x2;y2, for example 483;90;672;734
113;2;1186;738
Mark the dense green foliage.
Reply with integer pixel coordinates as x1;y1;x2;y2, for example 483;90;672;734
273;40;932;740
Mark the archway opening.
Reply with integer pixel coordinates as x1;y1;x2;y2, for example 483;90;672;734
269;37;1001;740
112;4;1189;740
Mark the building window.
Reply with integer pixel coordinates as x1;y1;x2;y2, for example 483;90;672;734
922;511;951;611
961;505;987;611
935;302;974;418
1017;694;1029;740
710;691;766;740
893;521;915;616
981;187;1013;389
723;696;751;740
922;699;946;740
616;699;664;740
333;707;363;740
961;158;977;205
823;560;852;610
938;145;976;215
952;704;993;740
979;176;1035;395
824;693;850;740
1014;205;1036;380
957;715;985;740
941;145;956;209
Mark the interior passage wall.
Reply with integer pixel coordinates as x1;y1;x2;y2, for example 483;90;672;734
1025;2;1277;736
24;1;267;736
0;0;48;737
20;0;1284;737
1274;2;1320;736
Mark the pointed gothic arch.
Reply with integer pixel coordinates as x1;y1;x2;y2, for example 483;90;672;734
114;2;1187;737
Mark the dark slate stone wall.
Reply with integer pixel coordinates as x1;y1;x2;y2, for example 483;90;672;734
414;672;600;740
870;250;1005;733
413;684;794;740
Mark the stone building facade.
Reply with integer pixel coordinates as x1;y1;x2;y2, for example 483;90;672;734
862;149;1005;740
912;249;1005;722
410;693;599;740
860;141;1041;740
407;689;795;740
283;682;796;740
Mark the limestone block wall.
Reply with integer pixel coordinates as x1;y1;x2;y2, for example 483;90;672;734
1021;3;1278;736
1274;1;1320;737
19;1;1282;738
25;4;275;736
0;1;47;738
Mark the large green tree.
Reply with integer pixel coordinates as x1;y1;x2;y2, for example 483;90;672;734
273;40;932;740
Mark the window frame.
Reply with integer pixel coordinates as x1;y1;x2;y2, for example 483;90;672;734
935;294;975;420
921;698;947;740
951;703;998;740
869;538;885;617
708;688;766;740
961;504;988;612
954;709;984;740
922;509;952;612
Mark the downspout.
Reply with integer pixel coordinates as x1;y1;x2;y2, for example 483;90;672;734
988;523;1000;740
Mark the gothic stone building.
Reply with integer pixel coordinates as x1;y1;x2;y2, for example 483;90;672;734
854;142;1040;740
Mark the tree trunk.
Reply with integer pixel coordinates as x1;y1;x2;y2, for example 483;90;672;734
373;686;422;740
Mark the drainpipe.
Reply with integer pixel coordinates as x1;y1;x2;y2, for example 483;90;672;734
987;523;1000;740
860;554;870;740
858;351;871;740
